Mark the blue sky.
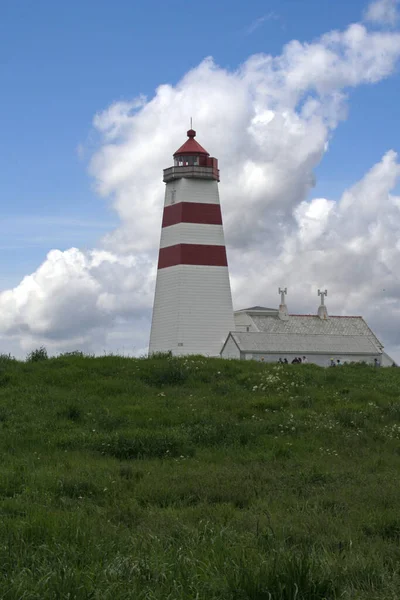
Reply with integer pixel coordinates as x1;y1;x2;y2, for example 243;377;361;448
1;1;398;253
1;0;400;357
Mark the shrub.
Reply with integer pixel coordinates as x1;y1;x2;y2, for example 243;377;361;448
149;351;173;359
0;353;16;365
26;346;48;362
0;372;11;387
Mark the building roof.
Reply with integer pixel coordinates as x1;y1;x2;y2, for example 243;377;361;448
249;314;383;348
237;306;277;312
229;332;381;355
174;129;210;156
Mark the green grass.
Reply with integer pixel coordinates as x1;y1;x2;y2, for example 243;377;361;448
1;353;400;598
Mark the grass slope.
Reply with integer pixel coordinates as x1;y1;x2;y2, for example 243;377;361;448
1;353;400;599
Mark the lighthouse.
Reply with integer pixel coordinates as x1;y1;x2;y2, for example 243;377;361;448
149;128;235;356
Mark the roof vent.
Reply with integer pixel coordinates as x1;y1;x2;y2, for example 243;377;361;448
278;287;289;321
317;289;329;320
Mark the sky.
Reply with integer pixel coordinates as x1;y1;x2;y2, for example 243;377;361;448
1;0;400;359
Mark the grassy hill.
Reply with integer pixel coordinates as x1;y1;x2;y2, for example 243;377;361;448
1;352;400;599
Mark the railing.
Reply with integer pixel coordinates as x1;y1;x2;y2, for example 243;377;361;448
163;165;220;183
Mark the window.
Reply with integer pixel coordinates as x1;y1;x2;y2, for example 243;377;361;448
175;155;199;166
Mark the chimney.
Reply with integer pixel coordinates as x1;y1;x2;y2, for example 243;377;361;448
278;287;289;321
317;289;328;320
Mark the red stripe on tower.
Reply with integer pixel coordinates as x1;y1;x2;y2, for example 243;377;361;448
162;202;222;227
158;244;228;269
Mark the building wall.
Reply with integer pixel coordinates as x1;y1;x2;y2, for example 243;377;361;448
381;351;396;367
221;336;241;359
246;353;381;366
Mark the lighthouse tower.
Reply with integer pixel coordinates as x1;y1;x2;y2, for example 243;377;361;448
149;129;235;356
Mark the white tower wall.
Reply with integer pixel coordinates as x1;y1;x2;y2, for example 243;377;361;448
150;264;234;356
149;164;235;356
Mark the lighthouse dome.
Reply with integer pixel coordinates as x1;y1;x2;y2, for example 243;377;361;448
164;129;219;182
173;129;210;157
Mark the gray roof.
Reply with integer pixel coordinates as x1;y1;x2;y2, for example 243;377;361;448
236;306;278;312
230;332;381;355
250;315;382;347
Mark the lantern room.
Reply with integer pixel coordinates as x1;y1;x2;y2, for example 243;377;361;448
163;129;220;182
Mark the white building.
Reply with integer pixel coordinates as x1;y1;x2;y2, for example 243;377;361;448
221;292;393;366
149;129;235;356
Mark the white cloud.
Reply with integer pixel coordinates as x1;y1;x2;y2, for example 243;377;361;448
365;0;399;25
246;12;280;35
1;13;400;359
0;248;153;355
88;22;400;258
230;151;400;324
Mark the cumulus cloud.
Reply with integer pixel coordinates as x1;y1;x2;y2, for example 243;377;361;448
365;0;399;25
0;248;153;355
1;11;400;358
230;151;400;330
90;21;400;258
